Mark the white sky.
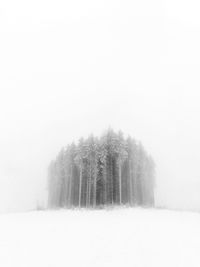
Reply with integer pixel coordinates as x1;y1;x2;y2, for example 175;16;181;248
0;0;200;212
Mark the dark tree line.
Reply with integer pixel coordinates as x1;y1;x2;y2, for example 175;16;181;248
48;129;155;209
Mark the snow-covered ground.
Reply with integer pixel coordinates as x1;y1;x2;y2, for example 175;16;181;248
0;208;200;267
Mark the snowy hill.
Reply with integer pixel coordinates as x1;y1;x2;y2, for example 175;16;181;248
0;208;200;267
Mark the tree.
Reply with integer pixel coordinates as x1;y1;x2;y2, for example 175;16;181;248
116;131;128;205
75;138;84;208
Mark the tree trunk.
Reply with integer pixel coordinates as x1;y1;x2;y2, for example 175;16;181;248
103;159;107;206
119;160;122;205
93;160;97;208
78;164;82;208
67;164;72;208
88;161;92;207
129;159;133;206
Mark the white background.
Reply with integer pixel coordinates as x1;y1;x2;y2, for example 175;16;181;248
0;0;200;212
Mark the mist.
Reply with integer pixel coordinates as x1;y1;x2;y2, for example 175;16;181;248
0;0;200;212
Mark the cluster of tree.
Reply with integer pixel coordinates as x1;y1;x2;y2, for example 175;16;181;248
48;129;155;209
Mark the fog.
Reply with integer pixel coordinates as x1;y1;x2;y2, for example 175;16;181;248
0;0;200;212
